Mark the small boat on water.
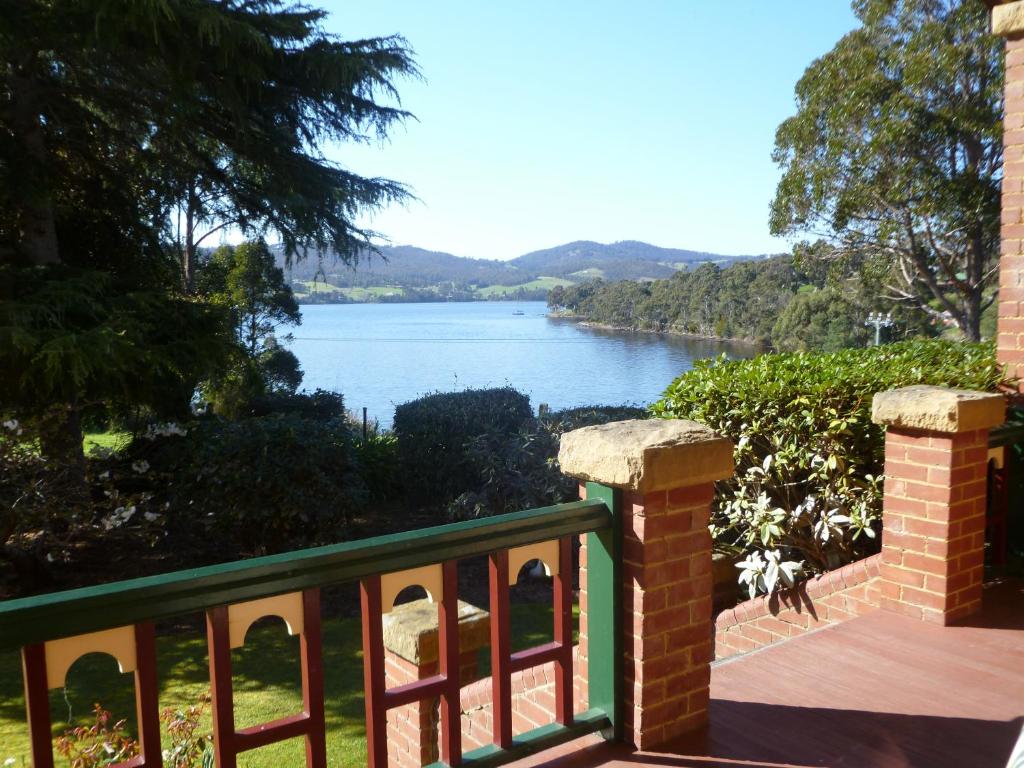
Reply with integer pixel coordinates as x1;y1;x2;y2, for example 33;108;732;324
512;310;525;315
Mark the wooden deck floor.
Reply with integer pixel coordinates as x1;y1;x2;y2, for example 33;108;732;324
513;579;1024;768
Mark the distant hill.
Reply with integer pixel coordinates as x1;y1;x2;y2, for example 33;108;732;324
280;245;528;288
508;240;757;282
274;240;770;302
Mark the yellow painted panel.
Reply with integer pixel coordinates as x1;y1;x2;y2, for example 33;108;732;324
45;626;136;690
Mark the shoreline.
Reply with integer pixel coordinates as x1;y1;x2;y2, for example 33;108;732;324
554;315;763;349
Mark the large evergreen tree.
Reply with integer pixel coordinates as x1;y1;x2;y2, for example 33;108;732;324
770;0;1002;341
0;1;416;462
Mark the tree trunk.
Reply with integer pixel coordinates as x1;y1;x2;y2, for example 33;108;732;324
38;405;88;492
10;69;59;266
962;290;982;343
183;186;197;293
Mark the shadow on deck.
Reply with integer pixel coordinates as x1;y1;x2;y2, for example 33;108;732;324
515;580;1024;768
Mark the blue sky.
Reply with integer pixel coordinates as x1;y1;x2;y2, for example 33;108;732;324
322;1;859;260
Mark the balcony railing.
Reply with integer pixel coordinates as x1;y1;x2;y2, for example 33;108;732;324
0;488;623;768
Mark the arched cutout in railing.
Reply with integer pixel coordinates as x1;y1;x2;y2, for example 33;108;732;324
22;623;162;768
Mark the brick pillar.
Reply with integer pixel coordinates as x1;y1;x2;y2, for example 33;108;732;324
993;2;1024;388
559;419;733;750
381;599;489;767
872;386;1005;625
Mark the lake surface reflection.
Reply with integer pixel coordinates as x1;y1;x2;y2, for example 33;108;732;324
285;301;753;427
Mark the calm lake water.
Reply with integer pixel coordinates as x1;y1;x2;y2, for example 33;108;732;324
285;301;751;427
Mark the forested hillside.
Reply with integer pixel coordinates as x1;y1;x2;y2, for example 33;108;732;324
275;240;763;302
547;254;937;350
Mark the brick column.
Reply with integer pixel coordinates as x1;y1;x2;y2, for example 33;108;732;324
872;385;1005;625
559;419;733;750
992;2;1024;388
381;599;489;767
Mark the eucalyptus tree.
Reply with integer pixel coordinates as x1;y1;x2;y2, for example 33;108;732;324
771;0;1002;341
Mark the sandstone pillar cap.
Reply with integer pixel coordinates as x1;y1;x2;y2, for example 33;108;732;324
558;418;733;493
871;385;1005;434
990;1;1024;37
382;599;489;665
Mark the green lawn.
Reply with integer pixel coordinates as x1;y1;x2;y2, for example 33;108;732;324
83;430;131;456
292;279;347;295
0;603;571;766
337;286;405;300
475;277;574;298
292;282;405;301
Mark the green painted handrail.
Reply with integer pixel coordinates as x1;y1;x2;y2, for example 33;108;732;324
0;498;611;651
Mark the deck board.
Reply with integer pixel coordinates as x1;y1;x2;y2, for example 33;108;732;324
509;580;1024;768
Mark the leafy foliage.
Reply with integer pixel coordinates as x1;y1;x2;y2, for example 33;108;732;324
550;256;839;346
0;266;232;420
160;694;214;768
199;242;300;356
446;404;650;521
120;415;366;555
771;0;1002;340
393;388;535;502
54;704;137;768
445;427;575;521
772;287;869;352
652;339;1007;592
353;431;401;503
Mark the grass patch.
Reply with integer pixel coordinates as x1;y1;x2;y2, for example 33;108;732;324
292;279;346;295
475;277;574;298
83;430;131;456
338;286;404;300
0;603;572;766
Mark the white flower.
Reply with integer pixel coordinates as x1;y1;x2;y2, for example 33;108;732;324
103;505;137;530
5;757;17;766
2;419;18;431
131;460;150;474
144;422;187;440
45;553;55;563
99;470;110;480
143;512;161;523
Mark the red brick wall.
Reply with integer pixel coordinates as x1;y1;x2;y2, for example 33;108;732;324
384;648;482;767
879;428;988;624
999;35;1024;388
459;648;586;752
714;554;882;660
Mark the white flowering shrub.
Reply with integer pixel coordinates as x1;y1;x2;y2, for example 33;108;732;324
653;340;1005;596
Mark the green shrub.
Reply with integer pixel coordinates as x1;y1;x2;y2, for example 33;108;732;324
246;389;345;420
354;431;401;502
446;427;575;520
652;339;1007;594
447;403;650;521
393;388;533;501
123;414;365;554
541;405;648;432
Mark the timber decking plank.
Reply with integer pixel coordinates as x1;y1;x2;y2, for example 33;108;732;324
510;580;1024;768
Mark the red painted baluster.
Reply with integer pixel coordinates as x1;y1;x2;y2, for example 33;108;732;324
23;625;163;768
360;575;387;768
22;642;55;768
301;589;328;768
439;560;462;765
207;605;238;768
489;550;512;749
208;591;326;768
554;537;574;725
133;622;163;767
